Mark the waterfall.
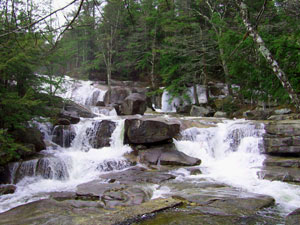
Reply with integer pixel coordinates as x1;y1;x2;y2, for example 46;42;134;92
161;85;207;113
175;119;300;214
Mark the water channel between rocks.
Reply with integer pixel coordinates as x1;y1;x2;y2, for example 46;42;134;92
1;77;300;224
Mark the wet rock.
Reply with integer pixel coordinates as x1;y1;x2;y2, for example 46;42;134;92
104;86;131;106
64;101;96;118
214;111;227;118
88;120;116;148
190;105;213;117
138;144;201;166
264;121;300;156
99;166;176;184
243;110;271;120
96;101;105;107
176;104;192;114
12;127;46;152
58;110;80;124
124;118;180;144
189;168;202;175
259;166;300;183
120;93;147;115
55;118;71;126
286;208;300;225
0;184;16;195
263;156;300;168
52;125;76;148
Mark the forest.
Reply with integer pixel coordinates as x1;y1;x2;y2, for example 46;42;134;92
0;0;300;163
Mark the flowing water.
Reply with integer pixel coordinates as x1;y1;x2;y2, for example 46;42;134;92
1;78;300;220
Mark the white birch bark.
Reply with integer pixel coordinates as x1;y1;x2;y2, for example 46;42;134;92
236;0;300;110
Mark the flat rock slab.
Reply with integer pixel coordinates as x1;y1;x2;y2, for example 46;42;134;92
99;166;176;184
0;198;182;225
76;180;152;208
259;166;300;183
286;208;300;225
263;156;300;168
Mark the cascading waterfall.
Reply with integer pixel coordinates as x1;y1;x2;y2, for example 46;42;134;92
175;119;300;214
0;116;132;213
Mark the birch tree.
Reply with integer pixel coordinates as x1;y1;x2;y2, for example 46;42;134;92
236;0;300;110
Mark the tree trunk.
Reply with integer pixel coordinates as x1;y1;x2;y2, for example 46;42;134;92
236;0;300;111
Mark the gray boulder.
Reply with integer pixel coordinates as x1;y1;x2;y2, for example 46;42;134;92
103;86;131;105
214;111;227;118
124;118;180;144
64;101;96;118
120;93;147;115
138;144;201;166
58;110;80;124
88;120;116;148
52;125;76;148
190;105;214;117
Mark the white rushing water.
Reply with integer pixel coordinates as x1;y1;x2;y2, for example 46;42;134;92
0;117;132;213
1;76;300;217
175;119;300;214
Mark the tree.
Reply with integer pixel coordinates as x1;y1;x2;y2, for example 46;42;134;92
236;0;300;110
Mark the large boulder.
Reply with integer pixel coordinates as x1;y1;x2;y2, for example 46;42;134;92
64;101;96;118
286;208;300;225
52;125;76;148
138;144;201;166
124;118;180;145
88;120;116;148
57;110;80;124
190;105;214;117
120;93;147;115
103;86;131;106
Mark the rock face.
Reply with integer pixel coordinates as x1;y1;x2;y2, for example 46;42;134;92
124;118;180;145
52;125;76;148
264;121;300;156
286;208;300;225
120;93;147;115
88;120;116;148
138;144;201;166
58;110;80;124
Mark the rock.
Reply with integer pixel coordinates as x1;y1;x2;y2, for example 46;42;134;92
264;121;300;156
52;125;76;148
189;168;202;175
176;104;192;114
124;118;180;145
99;166;176;184
243;110;271;120
0;197;183;225
286;208;300;225
0;184;16;195
64;101;96;118
96;101;105;107
55;118;71;126
120;93;147;115
274;108;292;115
58;110;80;124
214;111;227;118
12;127;46;152
87;120;116;148
103;86;131;106
268;114;300;121
259;166;300;183
263;156;300;168
0;166;11;184
138;144;201;166
76;180;152;208
190;105;213;117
